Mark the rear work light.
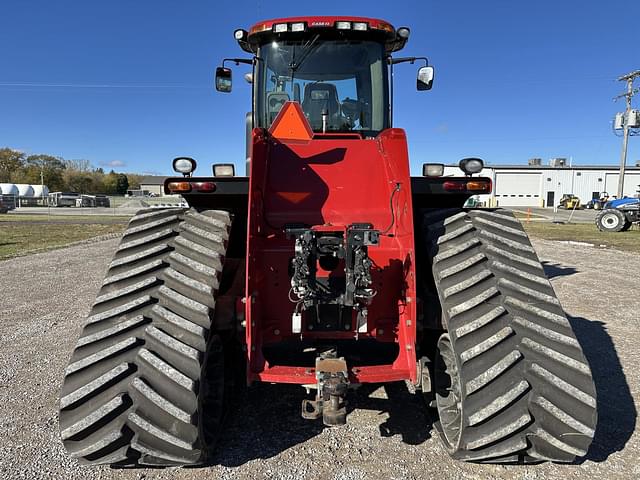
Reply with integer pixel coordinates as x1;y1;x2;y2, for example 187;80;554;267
335;21;352;30
423;163;445;177
213;163;235;177
172;157;197;176
167;181;192;193
352;22;368;31
459;157;484;175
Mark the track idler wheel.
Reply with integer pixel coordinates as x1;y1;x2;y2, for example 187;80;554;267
434;334;463;451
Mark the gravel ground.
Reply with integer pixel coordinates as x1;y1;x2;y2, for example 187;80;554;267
0;238;638;479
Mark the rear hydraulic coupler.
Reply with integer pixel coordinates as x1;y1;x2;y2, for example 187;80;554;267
286;224;379;334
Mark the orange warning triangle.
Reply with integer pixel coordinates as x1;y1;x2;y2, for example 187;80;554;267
269;101;313;141
275;191;312;204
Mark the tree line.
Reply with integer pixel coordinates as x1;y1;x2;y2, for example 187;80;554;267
0;147;144;195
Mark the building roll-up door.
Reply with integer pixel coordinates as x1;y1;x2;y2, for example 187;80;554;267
494;172;542;207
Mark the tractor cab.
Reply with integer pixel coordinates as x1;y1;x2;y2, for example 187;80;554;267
216;17;434;134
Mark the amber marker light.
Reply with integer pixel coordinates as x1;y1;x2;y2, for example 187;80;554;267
167;182;192;193
466;180;492;193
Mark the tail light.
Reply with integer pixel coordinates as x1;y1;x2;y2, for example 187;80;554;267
166;181;217;194
442;179;492;193
443;181;467;192
192;182;216;193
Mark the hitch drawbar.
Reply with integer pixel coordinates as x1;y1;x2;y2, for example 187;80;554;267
301;351;349;426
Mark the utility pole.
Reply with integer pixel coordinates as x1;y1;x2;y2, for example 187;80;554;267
615;70;640;198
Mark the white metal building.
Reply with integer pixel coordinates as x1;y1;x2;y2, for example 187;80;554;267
138;176;169;197
443;164;640;207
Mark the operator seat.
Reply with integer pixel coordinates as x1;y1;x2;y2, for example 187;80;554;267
301;83;340;131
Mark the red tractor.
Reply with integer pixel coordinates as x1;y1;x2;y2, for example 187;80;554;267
59;16;596;466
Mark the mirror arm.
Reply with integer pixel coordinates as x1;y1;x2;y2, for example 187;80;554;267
389;56;429;66
222;57;254;67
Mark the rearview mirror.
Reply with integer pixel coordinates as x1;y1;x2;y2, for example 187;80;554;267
215;67;232;93
417;66;434;91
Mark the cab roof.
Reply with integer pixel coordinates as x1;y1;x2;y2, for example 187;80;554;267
242;16;406;53
248;16;395;35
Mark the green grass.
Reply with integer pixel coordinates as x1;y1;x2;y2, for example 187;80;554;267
0;214;130;223
523;222;640;254
0;217;125;260
3;211;637;260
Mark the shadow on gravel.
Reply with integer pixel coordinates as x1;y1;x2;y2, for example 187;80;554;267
353;382;433;445
211;383;322;466
212;381;432;466
569;315;636;463
542;261;579;279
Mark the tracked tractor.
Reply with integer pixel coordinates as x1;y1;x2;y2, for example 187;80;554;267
58;16;597;466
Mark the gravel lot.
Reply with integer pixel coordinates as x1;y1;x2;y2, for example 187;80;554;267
0;238;638;479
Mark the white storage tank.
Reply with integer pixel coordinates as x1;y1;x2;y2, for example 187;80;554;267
0;183;18;195
15;184;35;197
31;184;49;197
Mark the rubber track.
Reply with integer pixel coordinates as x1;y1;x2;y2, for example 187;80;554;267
423;208;597;463
58;207;231;466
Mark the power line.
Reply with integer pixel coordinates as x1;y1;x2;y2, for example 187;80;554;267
0;82;207;89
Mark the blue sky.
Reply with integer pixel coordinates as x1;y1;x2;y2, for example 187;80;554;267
1;0;639;175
